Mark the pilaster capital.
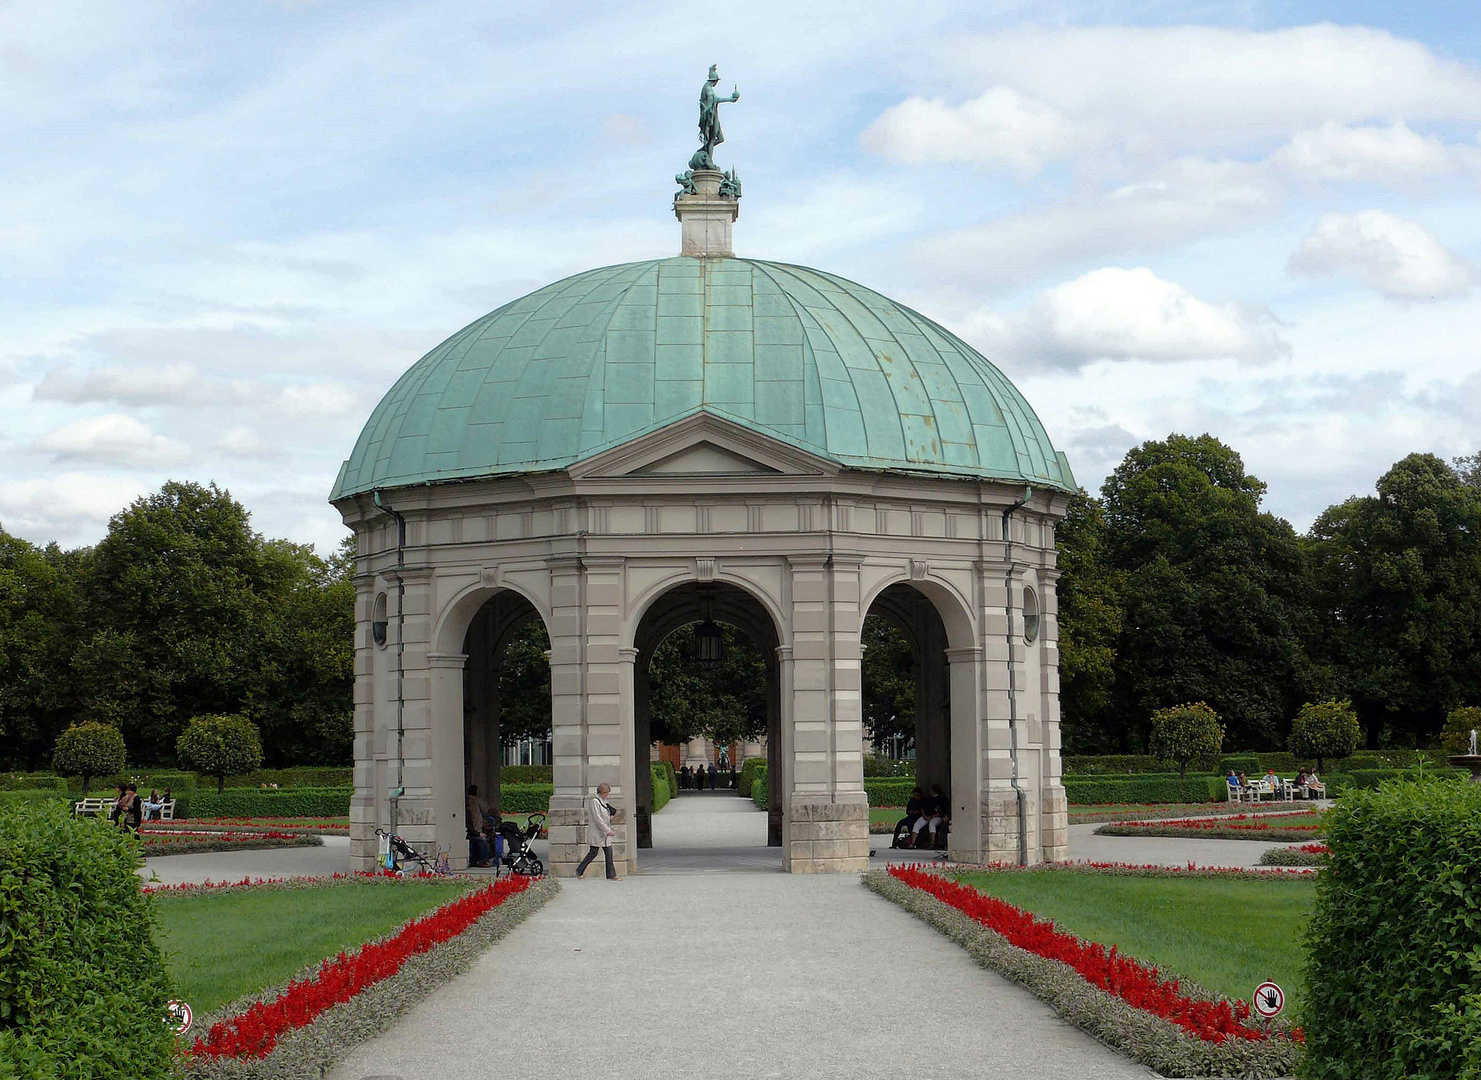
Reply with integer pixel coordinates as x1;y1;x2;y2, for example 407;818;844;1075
945;646;984;663
426;652;468;670
775;644;794;662
618;647;639;665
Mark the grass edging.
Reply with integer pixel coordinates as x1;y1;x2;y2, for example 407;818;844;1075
176;876;558;1078
862;869;1299;1079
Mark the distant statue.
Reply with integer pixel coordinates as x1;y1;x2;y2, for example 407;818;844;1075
675;169;697;195
718;169;741;198
694;63;739;171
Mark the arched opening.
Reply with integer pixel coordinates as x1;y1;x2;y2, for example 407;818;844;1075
461;590;551;864
863;582;975;857
632;581;783;865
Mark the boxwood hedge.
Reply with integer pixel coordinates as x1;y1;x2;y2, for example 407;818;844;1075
186;785;352;818
1062;775;1223;804
499;765;552;783
650;765;671;813
0;802;176;1077
751;776;768;810
738;758;767;801
1303;777;1481;1079
497;782;552;813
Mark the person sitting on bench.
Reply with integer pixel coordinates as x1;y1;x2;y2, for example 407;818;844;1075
897;787;925;842
911;784;950;848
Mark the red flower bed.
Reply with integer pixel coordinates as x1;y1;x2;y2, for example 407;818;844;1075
1297;842;1329;854
1107;811;1322;832
888;864;1276;1045
188;875;532;1060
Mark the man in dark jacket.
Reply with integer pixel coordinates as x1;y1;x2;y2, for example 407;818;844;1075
707;763;718;790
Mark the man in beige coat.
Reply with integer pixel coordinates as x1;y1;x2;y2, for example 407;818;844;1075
575;782;621;880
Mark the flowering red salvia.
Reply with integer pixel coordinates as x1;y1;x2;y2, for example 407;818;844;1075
188;875;532;1059
887;864;1285;1045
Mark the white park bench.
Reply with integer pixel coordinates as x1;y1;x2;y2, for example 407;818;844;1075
73;797;175;820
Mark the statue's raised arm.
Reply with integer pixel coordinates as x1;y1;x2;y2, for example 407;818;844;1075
695;64;739;170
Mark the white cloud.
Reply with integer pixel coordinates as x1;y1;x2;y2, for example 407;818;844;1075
941;24;1481;153
34;413;190;466
973;267;1288;369
1288;210;1477;300
0;472;148;542
265;383;361;420
860;87;1074;174
34;362;205;404
1271;121;1475;183
213;425;275;458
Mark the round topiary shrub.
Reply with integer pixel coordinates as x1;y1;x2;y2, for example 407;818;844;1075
1147;702;1223;778
1289;699;1361;772
0;800;176;1075
51;721;127;794
176;713;264;794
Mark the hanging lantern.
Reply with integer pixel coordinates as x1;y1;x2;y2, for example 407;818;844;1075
695;618;725;666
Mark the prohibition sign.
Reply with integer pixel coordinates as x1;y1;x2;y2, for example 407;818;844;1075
1253;981;1284;1018
166;999;193;1036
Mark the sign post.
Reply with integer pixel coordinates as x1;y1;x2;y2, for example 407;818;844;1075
1253;981;1284;1019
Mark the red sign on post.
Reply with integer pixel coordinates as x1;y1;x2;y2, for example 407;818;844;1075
1253;981;1284;1018
166;999;193;1036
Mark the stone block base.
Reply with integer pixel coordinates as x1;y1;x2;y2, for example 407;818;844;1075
981;786;1040;865
1040;784;1069;863
785;801;868;873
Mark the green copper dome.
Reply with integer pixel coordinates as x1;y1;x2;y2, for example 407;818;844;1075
330;257;1074;501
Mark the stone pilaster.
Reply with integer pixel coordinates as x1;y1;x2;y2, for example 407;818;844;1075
545;557;586;876
428;651;470;870
946;646;984;863
1039;569;1068;862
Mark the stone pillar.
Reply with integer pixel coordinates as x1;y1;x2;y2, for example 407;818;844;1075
783;555;868;873
428;651;470;870
621;646;646;866
384;568;436;855
545;557;586;876
581;558;634;874
633;646;654;848
1039;569;1069;862
946;646;984;863
977;556;1023;865
766;650;783;845
350;572;378;870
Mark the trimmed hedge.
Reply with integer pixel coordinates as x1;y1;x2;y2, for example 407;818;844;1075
750;776;768;810
0;801;177;1075
498;783;552;813
1303;777;1481;1079
654;760;677;800
499;765;552;784
650;765;671;814
0;773;69;792
1346;766;1465;789
863;778;918;805
0;788;74;808
186;786;352;819
738;758;767;801
1062;776;1223;804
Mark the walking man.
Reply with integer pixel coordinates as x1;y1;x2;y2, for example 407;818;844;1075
576;782;621;880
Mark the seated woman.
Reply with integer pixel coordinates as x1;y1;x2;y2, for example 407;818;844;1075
142;789;164;821
911;785;950;848
893;787;926;848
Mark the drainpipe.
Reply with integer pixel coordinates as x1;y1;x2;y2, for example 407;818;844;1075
1002;485;1032;866
373;490;407;837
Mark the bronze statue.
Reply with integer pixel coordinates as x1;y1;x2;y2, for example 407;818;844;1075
718;169;741;198
692;64;739;171
675;169;698;195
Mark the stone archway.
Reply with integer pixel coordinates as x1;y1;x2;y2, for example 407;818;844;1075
461;590;549;818
631;581;784;850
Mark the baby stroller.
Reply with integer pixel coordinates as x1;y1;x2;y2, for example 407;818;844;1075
376;828;450;876
493;812;545;877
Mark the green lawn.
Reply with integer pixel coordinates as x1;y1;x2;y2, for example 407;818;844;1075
154;880;473;1014
954;870;1316;1014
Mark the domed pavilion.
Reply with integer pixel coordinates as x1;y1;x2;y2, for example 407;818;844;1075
332;78;1076;875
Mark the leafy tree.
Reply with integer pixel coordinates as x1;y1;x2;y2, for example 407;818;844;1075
52;721;126;793
0;529;84;769
247;537;356;765
1289;699;1361;772
1055;490;1123;752
1455;452;1481;490
1439;705;1481;755
177;714;263;793
1307;454;1481;746
648;623;767;748
497;619;553;743
861;614;915;748
1147;702;1223;778
1101;434;1315;751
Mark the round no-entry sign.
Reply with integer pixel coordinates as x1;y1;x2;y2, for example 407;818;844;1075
1253;981;1284;1018
166;999;193;1036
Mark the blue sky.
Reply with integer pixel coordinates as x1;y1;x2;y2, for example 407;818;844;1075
4;1;1480;551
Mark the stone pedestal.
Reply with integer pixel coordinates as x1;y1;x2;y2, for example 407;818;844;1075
675;169;738;257
1450;755;1481;782
786;801;869;873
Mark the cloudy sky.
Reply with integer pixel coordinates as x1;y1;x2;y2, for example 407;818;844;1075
4;1;1480;552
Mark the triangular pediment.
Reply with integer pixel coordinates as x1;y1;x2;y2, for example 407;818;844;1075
568;410;839;479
